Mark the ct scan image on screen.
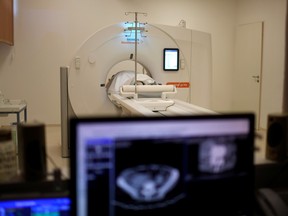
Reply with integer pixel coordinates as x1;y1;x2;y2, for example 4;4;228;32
85;138;251;216
163;48;179;71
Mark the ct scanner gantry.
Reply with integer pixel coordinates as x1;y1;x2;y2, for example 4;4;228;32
60;16;216;157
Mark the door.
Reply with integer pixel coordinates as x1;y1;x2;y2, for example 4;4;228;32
232;22;263;129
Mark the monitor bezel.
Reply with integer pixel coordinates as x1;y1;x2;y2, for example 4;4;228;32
69;113;255;216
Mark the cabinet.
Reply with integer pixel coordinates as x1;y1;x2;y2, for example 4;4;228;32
0;0;14;46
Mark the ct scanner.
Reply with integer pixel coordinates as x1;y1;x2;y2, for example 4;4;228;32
60;16;216;157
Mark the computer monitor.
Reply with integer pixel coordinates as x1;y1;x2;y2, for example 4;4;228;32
70;113;255;216
0;194;70;216
0;177;70;216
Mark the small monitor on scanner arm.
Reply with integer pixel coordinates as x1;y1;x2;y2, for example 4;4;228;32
70;113;255;216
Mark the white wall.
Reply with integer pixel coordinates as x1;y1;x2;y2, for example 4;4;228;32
0;0;286;127
236;0;286;129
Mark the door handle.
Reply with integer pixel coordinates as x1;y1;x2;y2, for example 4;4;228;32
252;75;260;83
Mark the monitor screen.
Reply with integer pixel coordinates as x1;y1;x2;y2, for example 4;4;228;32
0;180;70;216
0;197;70;216
70;114;255;216
163;48;179;71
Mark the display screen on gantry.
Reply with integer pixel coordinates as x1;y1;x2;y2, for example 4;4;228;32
163;48;179;71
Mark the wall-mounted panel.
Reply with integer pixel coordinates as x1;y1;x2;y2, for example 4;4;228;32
0;0;14;45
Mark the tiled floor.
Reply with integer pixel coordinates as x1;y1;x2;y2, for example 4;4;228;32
45;125;274;181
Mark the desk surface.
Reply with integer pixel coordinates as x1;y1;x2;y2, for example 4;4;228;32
0;100;27;112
